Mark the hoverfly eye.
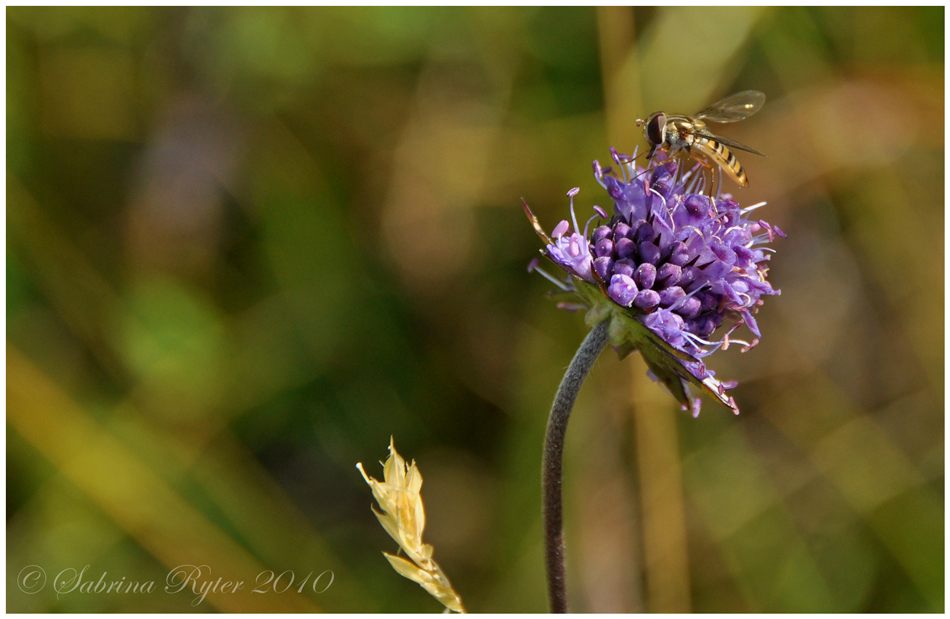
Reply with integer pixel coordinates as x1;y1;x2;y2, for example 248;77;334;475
645;113;666;145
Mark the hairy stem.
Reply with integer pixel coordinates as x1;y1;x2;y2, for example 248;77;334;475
542;319;611;613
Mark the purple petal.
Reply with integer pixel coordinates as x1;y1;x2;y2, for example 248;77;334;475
592;225;612;243
615;238;636;259
593;256;614;281
741;310;761;337
685;315;717;337
684;194;712;219
604;175;625;201
635;263;656;290
633;289;660;310
656;263;682;287
659;286;686;307
634;221;655;243
690;398;703;418
697;292;719;312
639;241;661;265
613;259;635;278
710;243;737;267
675;296;702;319
595;237;614;258
668;241;691;267
679;266;699;290
608;274;638;307
733;245;755;265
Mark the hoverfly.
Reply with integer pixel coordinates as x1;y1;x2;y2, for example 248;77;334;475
636;90;766;187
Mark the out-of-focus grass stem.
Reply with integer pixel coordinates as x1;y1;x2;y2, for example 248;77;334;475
597;8;692;612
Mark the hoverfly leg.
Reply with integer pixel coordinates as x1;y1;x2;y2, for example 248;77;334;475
630;149;669;184
685;150;717;197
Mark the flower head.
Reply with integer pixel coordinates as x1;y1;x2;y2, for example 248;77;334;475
357;438;465;613
524;149;784;416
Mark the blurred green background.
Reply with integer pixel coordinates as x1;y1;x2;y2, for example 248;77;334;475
6;6;943;613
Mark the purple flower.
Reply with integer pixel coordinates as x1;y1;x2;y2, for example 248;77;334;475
541;188;596;282
524;149;784;416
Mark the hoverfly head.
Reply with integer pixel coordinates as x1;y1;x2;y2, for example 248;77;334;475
644;112;667;147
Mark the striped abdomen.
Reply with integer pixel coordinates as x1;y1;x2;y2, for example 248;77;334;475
692;136;748;187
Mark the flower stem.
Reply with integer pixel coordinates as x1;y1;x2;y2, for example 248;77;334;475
542;318;611;613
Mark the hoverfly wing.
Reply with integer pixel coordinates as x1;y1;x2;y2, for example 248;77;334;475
697;130;767;157
694;90;766;124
